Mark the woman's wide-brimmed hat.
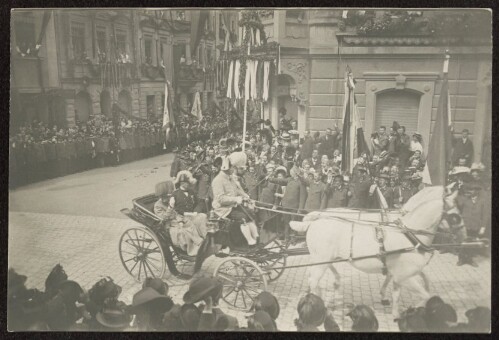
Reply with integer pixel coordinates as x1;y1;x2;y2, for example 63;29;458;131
183;277;222;305
155;181;175;197
129;287;174;314
250;291;280;320
274;166;288;177
96;307;132;329
228;151;248;169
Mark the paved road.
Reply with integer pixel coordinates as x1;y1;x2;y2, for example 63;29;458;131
8;155;491;332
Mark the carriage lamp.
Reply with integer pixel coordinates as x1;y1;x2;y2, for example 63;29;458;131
206;211;219;234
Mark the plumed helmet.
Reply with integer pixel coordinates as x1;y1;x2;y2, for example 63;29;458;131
228;151;248;169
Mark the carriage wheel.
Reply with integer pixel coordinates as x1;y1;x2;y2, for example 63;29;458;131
257;240;287;282
119;227;165;282
214;257;268;311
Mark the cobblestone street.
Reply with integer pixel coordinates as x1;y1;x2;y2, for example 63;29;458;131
8;156;491;331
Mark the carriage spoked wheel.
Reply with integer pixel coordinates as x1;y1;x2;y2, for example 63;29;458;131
214;257;268;311
119;227;165;282
169;246;195;279
256;239;287;282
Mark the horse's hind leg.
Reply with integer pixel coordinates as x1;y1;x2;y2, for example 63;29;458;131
380;273;392;306
328;264;341;290
391;281;402;321
308;264;327;298
403;275;431;307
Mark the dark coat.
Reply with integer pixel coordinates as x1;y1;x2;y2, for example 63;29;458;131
457;192;486;232
268;177;307;210
301;136;315;159
452;137;474;166
348;178;372;208
319;135;337;158
172;189;196;215
307;158;321;172
322;184;349;209
304;181;326;211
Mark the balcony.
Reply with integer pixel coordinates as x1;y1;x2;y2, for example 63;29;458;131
12;56;41;89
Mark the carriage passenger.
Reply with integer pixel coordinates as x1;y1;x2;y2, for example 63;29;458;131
211;152;259;246
153;181;207;256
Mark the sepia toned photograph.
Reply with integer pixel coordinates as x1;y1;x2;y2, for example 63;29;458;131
8;8;492;332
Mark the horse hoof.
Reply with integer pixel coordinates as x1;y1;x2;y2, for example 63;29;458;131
381;299;390;306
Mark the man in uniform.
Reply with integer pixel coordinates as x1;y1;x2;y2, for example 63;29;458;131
372;173;394;208
211;152;259;247
347;165;371;209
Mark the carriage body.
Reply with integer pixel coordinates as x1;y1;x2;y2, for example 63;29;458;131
119;193;288;310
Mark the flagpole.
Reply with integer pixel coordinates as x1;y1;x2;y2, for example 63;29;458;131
242;98;247;152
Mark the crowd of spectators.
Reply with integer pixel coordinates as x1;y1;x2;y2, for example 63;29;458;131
8;265;489;332
8;102;235;188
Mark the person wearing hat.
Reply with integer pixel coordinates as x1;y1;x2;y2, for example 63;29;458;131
347;304;379;332
455;182;487;267
371;125;389;157
44;280;86;331
268;165;307;239
294;293;327;332
211;151;259;247
154;181;206;256
95;305;133;331
8;268;47;331
84;276;123;327
247;310;277;331
130;287;174;331
304;170;327;211
347;165;372;209
301;130;314;160
393;172;417;209
250;291;280;322
256;163;281;233
182;276;235;331
370;173;393;208
409;132;425;159
322;172;350;209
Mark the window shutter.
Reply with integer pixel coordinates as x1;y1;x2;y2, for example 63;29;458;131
375;91;420;135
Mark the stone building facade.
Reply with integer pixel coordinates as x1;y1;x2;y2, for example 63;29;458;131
261;9;492;164
11;9;237;129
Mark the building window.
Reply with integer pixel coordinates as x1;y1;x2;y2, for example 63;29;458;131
96;27;107;62
116;29;129;62
144;35;153;64
71;22;86;61
14;14;36;56
147;95;156;118
176;10;186;21
286;9;305;21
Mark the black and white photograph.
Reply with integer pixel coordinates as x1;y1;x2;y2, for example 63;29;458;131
8;8;492;332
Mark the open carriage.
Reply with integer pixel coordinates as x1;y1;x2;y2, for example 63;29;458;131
119;193;288;310
119;188;489;312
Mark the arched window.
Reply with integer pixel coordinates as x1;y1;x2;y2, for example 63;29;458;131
74;91;93;122
100;90;112;117
118;90;132;116
375;90;421;135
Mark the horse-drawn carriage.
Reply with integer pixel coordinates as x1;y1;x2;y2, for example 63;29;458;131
119;186;488;316
119;193;288;310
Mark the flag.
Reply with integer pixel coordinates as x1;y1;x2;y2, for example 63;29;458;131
422;77;453;185
162;81;170;142
341;70;370;173
191;92;203;120
190;10;209;58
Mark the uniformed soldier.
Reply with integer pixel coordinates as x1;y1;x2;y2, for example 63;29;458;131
373;173;394;208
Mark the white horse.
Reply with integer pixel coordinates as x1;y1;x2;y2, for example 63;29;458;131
290;186;462;319
298;185;445;305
